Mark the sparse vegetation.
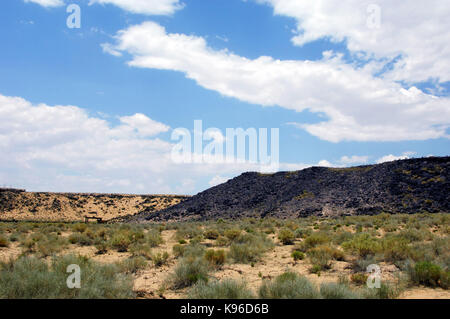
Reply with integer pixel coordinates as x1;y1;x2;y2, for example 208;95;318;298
188;279;254;299
259;272;320;299
0;254;134;298
0;212;448;299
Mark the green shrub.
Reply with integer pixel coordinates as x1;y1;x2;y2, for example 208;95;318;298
173;244;186;258
229;243;259;264
146;230;163;247
301;232;330;250
408;261;443;288
72;223;87;233
215;236;229;246
95;242;108;255
381;237;411;263
228;233;273;264
204;229;220;240
224;229;241;241
183;243;206;258
36;240;64;257
68;233;93;246
351;255;377;272
363;282;400;299
291;250;305;262
342;233;381;257
152;251;169;267
172;257;210;289
117;257;147;274
0;234;10;247
109;233;131;252
0;254;134;298
278;228;295;245
350;273;368;285
259;272;320;299
204;249;226;269
319;283;361;299
308;245;333;271
188;280;254;299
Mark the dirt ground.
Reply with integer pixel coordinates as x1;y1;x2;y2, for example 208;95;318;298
0;191;187;222
1;227;449;299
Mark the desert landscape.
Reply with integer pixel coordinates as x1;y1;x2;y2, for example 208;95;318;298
0;158;448;299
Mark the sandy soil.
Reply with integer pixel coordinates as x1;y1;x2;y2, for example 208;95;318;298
0;191;187;222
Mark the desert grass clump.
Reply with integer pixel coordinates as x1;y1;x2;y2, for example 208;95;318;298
146;229;163;247
0;254;134;298
259;272;320;299
129;243;152;259
350;255;377;273
407;261;448;289
307;245;333;271
175;224;203;241
0;234;9;247
342;233;381;257
152;251;169;267
36;234;68;257
350;273;369;285
188;279;254;299
299;231;330;252
381;237;411;263
117;256;147;274
319;283;361;299
204;229;220;240
362;282;401;299
215;236;229;246
171;257;210;289
109;232;132;252
278;228;295;245
204;249;226;269
224;228;241;241
291;250;305;263
68;232;93;246
228;233;273;264
72;223;88;233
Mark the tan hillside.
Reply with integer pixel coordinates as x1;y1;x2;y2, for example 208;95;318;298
0;188;188;222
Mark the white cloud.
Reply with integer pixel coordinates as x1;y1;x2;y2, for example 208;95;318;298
0;93;331;194
255;0;450;85
119;113;170;137
0;94;176;193
376;151;415;164
208;175;229;187
317;160;333;167
339;155;369;165
89;0;183;15
24;0;64;7
104;22;450;142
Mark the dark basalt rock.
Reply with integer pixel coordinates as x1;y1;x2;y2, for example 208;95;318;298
128;156;450;223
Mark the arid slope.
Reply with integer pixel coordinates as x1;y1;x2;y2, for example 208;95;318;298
0;190;188;222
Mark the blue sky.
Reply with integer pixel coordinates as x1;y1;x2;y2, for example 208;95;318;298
1;0;449;194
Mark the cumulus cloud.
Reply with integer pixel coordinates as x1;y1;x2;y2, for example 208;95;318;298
0;93;333;194
119;113;170;137
208;175;229;187
89;0;183;15
0;94;177;193
103;21;450;142
339;155;369;165
376;151;416;164
255;0;450;85
24;0;64;7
